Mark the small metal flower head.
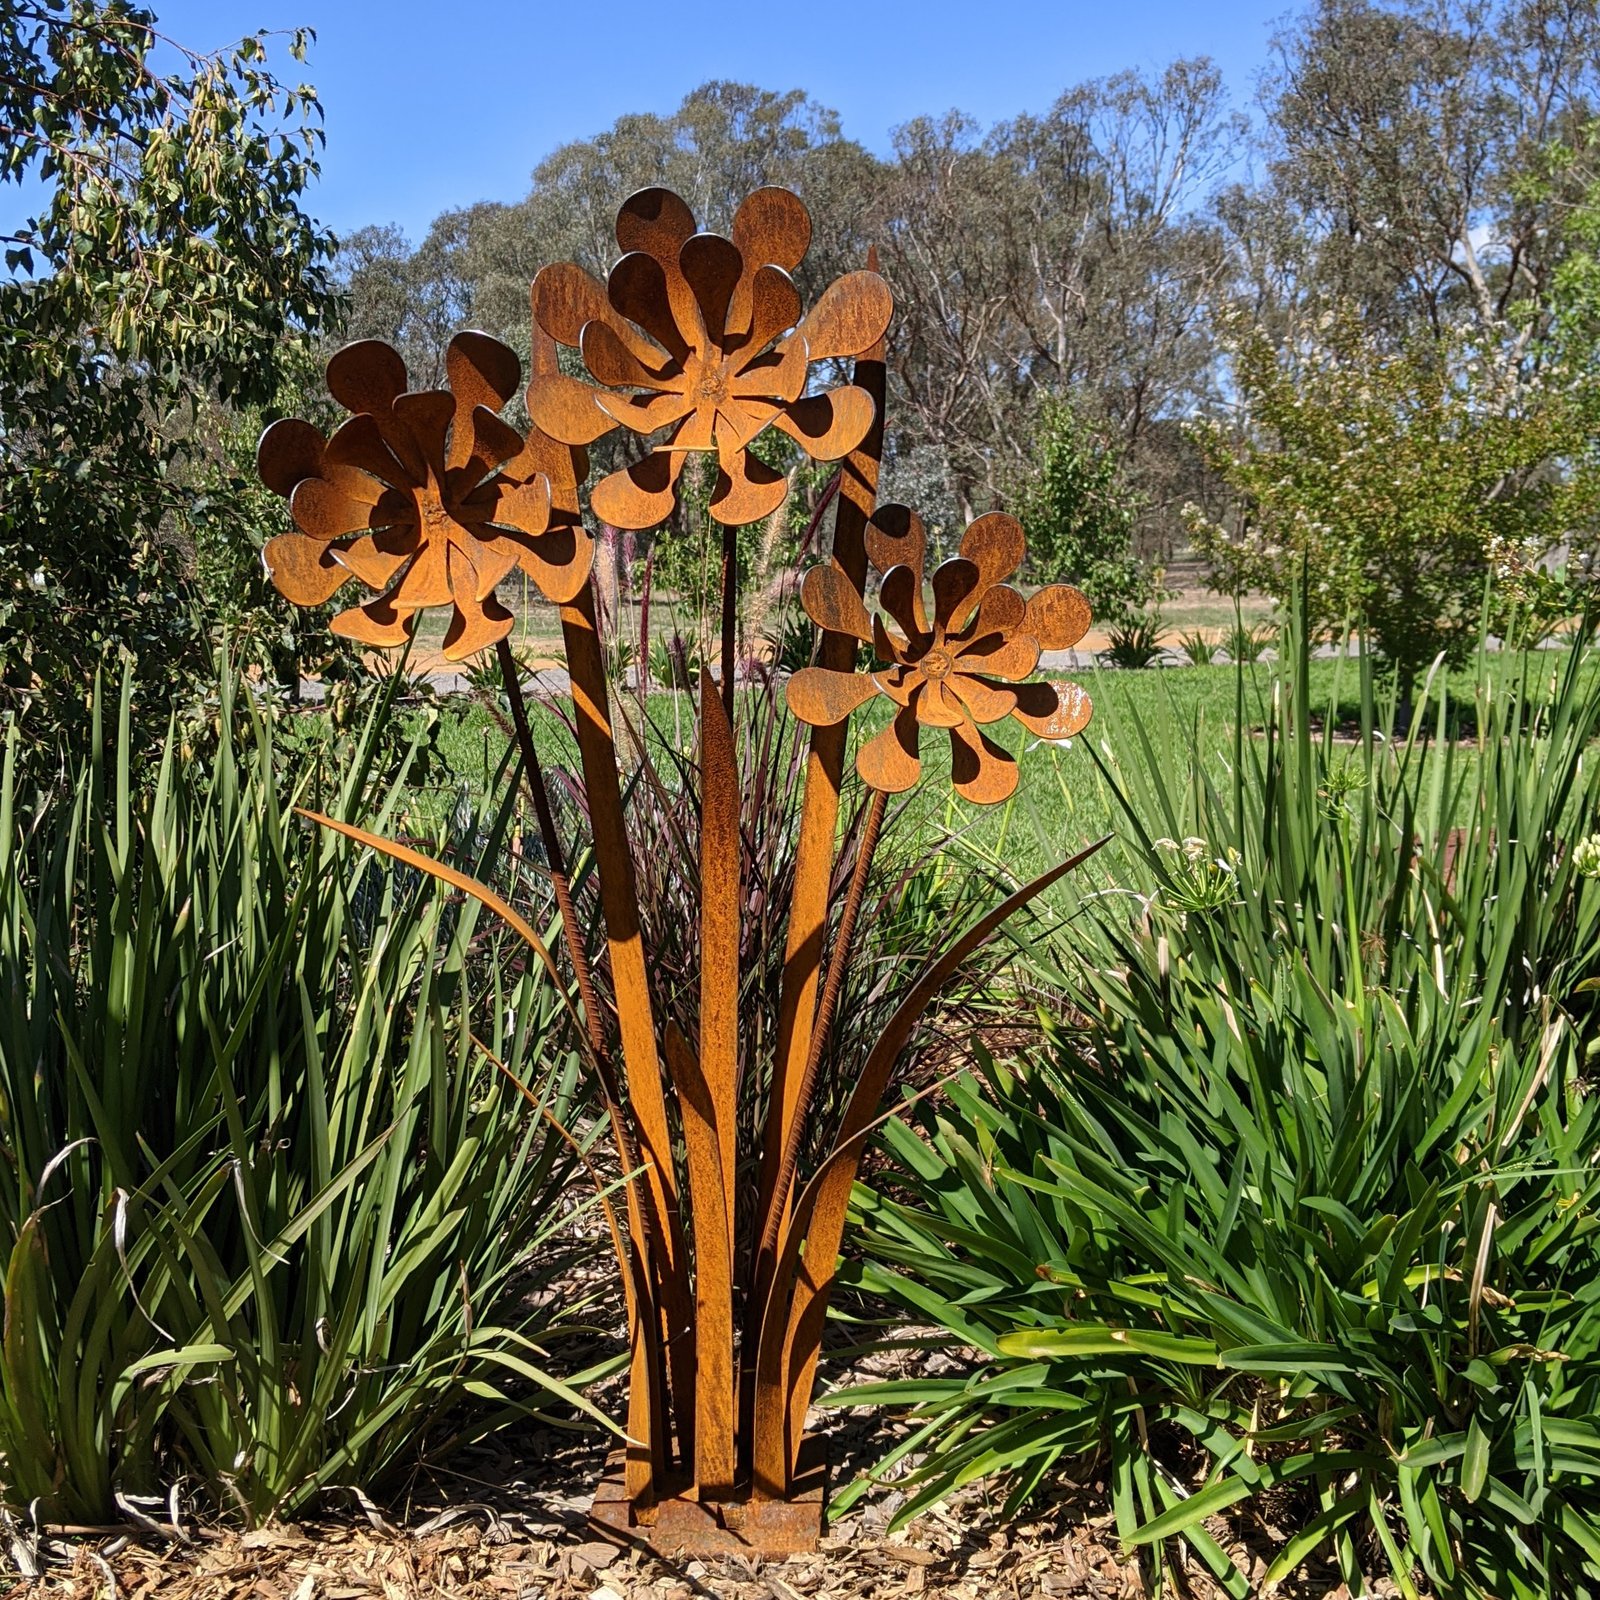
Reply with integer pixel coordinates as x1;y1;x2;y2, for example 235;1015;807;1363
256;332;593;661
786;507;1094;805
526;185;892;529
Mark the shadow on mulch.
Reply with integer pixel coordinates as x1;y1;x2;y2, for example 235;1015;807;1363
11;1341;1383;1600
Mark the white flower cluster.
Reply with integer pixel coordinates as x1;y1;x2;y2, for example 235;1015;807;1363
1573;833;1600;880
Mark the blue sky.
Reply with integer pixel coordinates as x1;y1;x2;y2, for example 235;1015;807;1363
87;1;1289;242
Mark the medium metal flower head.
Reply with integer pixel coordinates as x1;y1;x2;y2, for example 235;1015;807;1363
786;507;1093;805
256;332;593;661
527;185;892;529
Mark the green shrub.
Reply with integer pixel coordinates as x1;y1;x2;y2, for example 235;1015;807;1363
1220;618;1277;663
1099;612;1167;669
835;624;1600;1596
1015;396;1150;610
0;673;612;1523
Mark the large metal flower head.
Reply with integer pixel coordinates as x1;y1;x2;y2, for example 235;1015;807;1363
786;507;1094;805
256;332;593;660
526;185;892;529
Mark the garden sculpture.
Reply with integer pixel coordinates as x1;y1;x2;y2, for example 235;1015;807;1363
257;184;1105;1554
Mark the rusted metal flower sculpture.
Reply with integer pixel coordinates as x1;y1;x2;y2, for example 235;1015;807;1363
526;186;892;529
787;507;1093;804
257;331;592;659
254;184;1111;1554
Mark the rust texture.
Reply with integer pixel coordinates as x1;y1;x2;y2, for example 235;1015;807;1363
257;185;1101;1556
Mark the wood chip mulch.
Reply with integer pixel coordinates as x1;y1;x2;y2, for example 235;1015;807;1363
7;1479;1154;1600
3;1368;1360;1600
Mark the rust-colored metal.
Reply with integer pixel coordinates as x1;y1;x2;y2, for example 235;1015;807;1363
526;187;890;531
751;256;887;1354
787;507;1094;805
554;528;695;1490
258;332;590;658
750;835;1113;1496
665;666;742;1497
753;786;887;1282
490;632;671;1485
589;1437;826;1558
258;189;1106;1541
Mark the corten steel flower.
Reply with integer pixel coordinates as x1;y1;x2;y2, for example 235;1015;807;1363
257;331;593;660
252;186;1113;1554
786;506;1094;804
526;185;892;529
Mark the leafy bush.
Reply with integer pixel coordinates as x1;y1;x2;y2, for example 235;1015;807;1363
1174;629;1217;666
1015;397;1151;611
1;7;335;757
1099;612;1167;669
836;625;1600;1596
1221;618;1277;663
0;672;609;1523
1184;310;1585;689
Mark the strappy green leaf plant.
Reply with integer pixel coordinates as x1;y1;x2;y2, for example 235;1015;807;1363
836;615;1600;1597
0;671;611;1523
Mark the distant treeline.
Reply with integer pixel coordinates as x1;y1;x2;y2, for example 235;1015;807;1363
333;0;1600;561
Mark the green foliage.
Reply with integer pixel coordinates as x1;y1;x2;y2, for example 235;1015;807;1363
1220;617;1277;663
1173;629;1217;667
1185;310;1584;685
1016;398;1151;613
1099;611;1167;669
0;3;335;752
836;622;1600;1596
0;670;609;1523
182;342;346;695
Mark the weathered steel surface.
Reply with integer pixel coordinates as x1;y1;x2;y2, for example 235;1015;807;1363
590;1438;826;1557
751;252;888;1385
527;187;890;530
786;508;1094;807
754;787;887;1278
753;837;1112;1493
658;667;742;1497
559;577;694;1481
257;188;1101;1528
258;332;588;659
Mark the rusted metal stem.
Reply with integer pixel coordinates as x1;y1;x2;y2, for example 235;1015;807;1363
495;635;610;1065
755;785;888;1275
559;593;693;1482
720;520;738;720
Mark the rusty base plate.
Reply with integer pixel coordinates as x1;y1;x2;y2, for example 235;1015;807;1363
588;1439;827;1557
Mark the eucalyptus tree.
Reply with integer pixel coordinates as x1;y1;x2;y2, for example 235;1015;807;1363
1248;0;1600;376
870;61;1242;517
1;2;334;746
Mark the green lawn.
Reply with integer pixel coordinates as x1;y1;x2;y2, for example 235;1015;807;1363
392;649;1593;915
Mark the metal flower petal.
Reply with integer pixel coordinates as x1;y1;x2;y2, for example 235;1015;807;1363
787;502;1096;803
526;186;892;528
257;332;590;662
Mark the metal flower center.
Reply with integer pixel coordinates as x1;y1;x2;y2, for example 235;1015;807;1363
695;368;729;404
419;487;453;533
920;646;955;681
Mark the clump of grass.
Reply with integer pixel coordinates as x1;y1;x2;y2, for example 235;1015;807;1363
836;613;1600;1597
1222;617;1277;661
1100;612;1167;669
1173;628;1217;666
0;670;612;1524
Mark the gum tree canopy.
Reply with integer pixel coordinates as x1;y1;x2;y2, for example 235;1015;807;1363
0;2;334;735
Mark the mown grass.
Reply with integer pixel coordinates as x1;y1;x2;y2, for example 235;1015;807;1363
397;649;1596;906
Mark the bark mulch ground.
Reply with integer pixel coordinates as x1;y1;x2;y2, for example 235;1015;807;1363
6;1359;1366;1600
